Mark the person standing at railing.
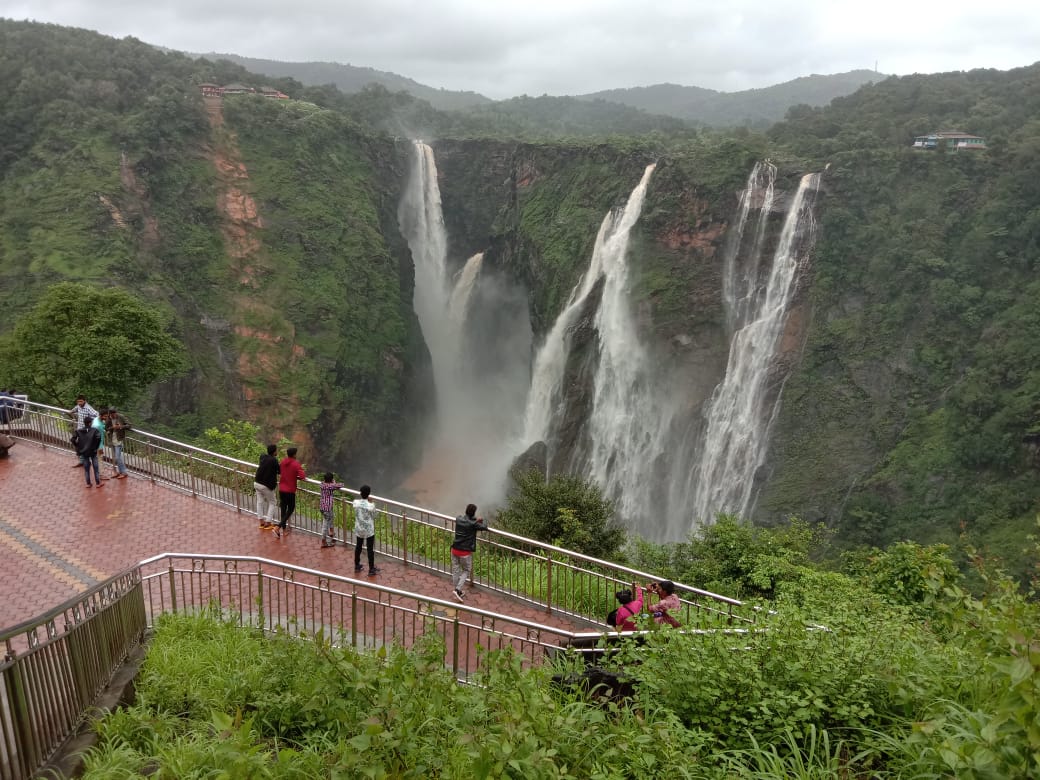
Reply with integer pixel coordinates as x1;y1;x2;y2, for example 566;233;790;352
76;414;103;488
105;406;131;479
319;472;346;548
450;503;488;602
68;395;98;467
353;485;379;574
277;447;306;538
254;444;280;530
607;585;644;631
0;389;11;425
93;411;112;480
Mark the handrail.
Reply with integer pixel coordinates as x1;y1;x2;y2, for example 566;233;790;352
4;397;754;626
0;549;753;780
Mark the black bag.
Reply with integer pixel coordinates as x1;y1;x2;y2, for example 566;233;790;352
606;608;619;627
70;432;80;447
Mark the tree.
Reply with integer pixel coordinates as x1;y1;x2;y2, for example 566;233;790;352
497;469;624;559
0;282;185;406
198;419;268;463
198;419;293;465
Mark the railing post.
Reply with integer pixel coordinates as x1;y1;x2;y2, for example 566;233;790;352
256;564;264;632
188;453;197;497
402;511;409;566
168;562;178;613
545;554;553;615
147;441;155;483
66;622;92;705
451;616;460;677
5;658;40;775
350;589;357;649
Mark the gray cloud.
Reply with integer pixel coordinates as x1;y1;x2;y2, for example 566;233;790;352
2;0;1036;98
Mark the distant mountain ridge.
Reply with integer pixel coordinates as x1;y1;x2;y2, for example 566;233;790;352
579;70;886;126
192;52;881;127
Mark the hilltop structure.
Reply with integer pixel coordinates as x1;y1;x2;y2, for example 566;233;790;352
912;131;987;150
198;82;290;99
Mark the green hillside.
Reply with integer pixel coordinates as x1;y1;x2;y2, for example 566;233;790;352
0;19;423;481
194;51;492;111
763;64;1040;575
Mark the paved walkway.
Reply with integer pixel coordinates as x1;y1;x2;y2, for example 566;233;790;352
0;443;587;636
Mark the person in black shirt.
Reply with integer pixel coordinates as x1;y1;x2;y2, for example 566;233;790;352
76;415;103;487
253;444;280;529
449;503;488;602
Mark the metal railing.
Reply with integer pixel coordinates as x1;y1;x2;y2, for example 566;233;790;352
5;552;716;780
5;398;754;630
0;570;146;780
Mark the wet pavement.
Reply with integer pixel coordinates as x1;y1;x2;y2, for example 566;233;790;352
0;443;588;635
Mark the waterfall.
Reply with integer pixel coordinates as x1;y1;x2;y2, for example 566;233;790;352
523;165;657;452
448;252;485;329
397;141;454;429
397;143;531;513
689;171;821;523
584;165;666;521
722;162;777;331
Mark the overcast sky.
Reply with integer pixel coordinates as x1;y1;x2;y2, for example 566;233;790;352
3;0;1038;99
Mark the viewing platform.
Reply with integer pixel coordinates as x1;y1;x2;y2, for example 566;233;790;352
1;399;755;779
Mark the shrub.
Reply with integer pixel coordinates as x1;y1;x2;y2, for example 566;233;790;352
497;469;625;559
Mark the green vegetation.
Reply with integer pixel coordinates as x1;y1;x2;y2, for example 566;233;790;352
3;19;1040;588
499;469;624;560
0;282;185;405
0;20;420;481
82;527;1040;778
761;63;1040;578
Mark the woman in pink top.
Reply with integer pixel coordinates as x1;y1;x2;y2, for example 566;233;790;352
608;585;644;631
648;580;682;627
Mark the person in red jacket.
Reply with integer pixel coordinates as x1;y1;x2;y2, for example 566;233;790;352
277;447;306;538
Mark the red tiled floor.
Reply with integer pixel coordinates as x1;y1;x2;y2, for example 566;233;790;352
0;444;589;637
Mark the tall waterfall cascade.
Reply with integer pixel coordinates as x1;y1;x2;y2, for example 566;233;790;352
397;142;820;535
398;141;455;430
522;164;660;519
523;165;656;443
397;142;531;513
689;170;822;523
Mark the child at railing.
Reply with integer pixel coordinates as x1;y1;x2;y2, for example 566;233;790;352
319;473;346;548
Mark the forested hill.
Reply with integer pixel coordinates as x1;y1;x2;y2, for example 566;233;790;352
189;51;878;130
0;19;426;482
760;63;1040;575
581;69;884;126
193;52;492;111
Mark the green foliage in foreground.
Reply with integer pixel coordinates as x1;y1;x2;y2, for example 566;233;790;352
83;613;702;779
83;527;1040;778
0;282;185;406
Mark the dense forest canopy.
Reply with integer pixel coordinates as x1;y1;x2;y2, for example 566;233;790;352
760;63;1040;578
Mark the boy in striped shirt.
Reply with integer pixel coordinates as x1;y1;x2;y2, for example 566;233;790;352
319;472;345;548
